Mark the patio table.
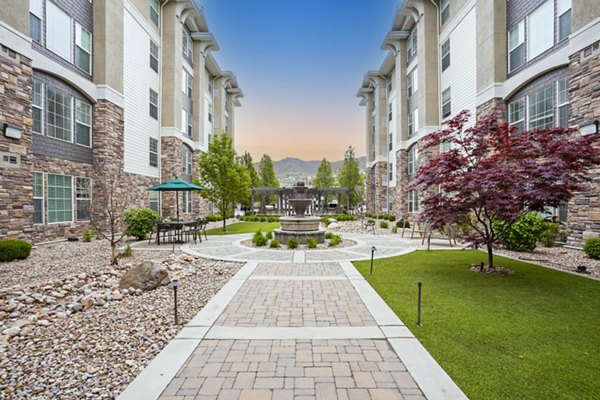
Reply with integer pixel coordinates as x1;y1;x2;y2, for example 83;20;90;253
156;220;196;244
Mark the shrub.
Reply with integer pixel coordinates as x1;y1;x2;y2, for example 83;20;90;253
324;232;333;239
287;238;299;249
307;238;317;249
83;228;95;242
367;218;375;225
396;220;410;228
267;217;280;223
329;234;342;247
380;221;389;229
122;208;160;240
0;240;32;262
119;244;134;258
391;226;398;234
265;231;273;240
496;212;546;252
540;223;560;247
270;239;280;248
387;215;396;222
583;238;600;260
260;217;267;222
252;230;268;247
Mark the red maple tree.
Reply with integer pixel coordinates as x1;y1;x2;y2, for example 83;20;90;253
412;111;600;268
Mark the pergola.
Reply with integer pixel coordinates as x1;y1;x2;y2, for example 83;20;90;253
250;187;351;215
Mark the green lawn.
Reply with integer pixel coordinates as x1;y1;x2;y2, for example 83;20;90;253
353;250;600;400
204;221;280;235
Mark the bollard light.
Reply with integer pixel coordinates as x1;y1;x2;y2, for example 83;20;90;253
369;246;377;275
170;276;181;325
417;281;422;327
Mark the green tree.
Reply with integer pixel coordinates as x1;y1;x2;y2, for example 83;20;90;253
197;134;251;232
314;158;335;188
237;151;259;209
337;146;364;210
258;154;279;203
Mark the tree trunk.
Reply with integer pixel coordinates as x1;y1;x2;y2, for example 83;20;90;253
222;216;226;233
111;243;117;265
487;243;494;269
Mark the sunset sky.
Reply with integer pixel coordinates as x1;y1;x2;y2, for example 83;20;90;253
203;0;398;162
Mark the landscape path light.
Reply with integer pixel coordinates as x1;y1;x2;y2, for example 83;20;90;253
170;276;181;325
369;246;377;275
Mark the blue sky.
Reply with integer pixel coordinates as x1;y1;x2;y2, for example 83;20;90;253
202;0;399;161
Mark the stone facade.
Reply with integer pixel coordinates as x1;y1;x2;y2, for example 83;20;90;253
476;98;507;118
567;46;600;245
366;161;388;214
392;149;408;219
0;50;33;240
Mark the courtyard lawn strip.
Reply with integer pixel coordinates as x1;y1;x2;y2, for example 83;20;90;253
204;221;280;235
353;250;600;400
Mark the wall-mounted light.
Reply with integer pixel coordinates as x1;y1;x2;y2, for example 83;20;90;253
3;124;22;140
579;120;599;136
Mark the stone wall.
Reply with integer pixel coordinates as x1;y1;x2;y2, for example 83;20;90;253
365;161;388;214
567;46;600;245
476;98;507;118
392;149;408;220
0;50;33;241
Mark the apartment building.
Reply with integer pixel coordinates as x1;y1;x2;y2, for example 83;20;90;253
358;0;600;246
0;0;242;242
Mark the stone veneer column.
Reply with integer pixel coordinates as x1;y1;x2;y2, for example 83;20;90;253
476;98;507;118
0;51;33;240
567;49;600;245
393;149;409;220
366;161;388;214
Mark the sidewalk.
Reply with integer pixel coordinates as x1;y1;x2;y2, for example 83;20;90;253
118;259;467;399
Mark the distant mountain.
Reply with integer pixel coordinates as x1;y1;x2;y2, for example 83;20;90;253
254;156;367;179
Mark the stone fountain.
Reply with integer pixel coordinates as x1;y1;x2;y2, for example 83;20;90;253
274;182;325;244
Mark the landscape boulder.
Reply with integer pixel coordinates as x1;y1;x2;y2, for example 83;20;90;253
119;261;170;291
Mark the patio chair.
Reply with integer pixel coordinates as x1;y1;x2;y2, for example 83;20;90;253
184;218;207;244
156;221;175;244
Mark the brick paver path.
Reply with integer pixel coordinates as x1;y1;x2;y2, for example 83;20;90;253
156;262;427;400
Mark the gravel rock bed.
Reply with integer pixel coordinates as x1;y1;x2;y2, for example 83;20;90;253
495;246;600;279
0;240;241;399
327;220;408;236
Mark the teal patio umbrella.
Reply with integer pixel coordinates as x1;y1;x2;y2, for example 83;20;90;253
148;177;204;220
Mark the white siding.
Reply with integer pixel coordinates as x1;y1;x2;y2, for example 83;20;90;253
123;9;160;177
440;6;477;125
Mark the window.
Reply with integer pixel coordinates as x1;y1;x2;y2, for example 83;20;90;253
557;78;569;128
528;85;554;130
441;39;450;71
388;163;393;181
408;109;419;137
182;28;193;60
183;70;192;98
508;21;525;72
47;174;72;223
150;40;159;72
528;1;553;61
33;172;44;224
508;98;525;134
30;0;43;44
208;79;214;95
149;88;158;119
225;116;229;133
387;78;393;96
76;177;91;221
149;191;159;213
442;87;451;118
182;191;192;213
208;103;213;123
75;99;92;147
149;137;158;167
150;0;159;27
441;0;450;24
187;111;193;136
407;27;417;60
408;146;418;176
388;103;393;121
47;87;72;142
46;2;72;61
408;190;419;213
32;80;43;134
558;0;571;41
75;24;92;74
183;146;193;175
408;68;418;98
389;132;393;151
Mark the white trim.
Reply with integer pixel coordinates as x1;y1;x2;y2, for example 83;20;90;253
32;52;97;101
569;17;600;53
0;20;34;59
96;85;124;108
160;127;199;151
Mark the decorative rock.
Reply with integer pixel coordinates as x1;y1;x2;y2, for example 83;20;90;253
68;303;83;312
37;320;51;327
2;327;21;337
118;261;170;291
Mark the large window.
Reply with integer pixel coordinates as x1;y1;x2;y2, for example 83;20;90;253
442;87;451;118
149;88;158;119
408;146;418;177
149;137;158;167
75;24;92;74
32;80;43;134
150;40;159;73
46;1;72;61
408;68;418;98
508;98;525;134
557;78;569;128
75;99;92;147
441;0;450;25
407;27;417;60
408;190;419;213
33;172;44;224
508;21;525;72
47;174;72;223
441;39;450;71
47;87;72;142
76;177;91;221
183;146;193;175
558;0;572;41
150;0;159;27
528;1;553;61
528;85;554;130
183;28;193;60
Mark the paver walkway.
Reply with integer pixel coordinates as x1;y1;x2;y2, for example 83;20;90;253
118;258;467;399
